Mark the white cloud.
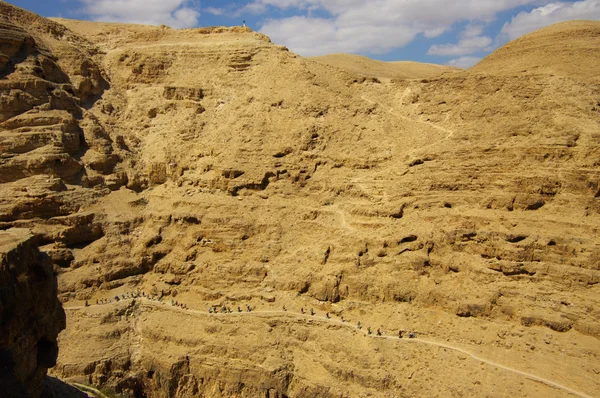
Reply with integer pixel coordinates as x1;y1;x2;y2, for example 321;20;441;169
79;0;200;28
500;0;600;40
260;16;418;56
427;23;493;56
250;0;550;22
446;56;482;68
249;0;551;56
204;7;225;16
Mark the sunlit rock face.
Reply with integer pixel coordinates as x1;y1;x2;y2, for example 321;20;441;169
1;1;599;396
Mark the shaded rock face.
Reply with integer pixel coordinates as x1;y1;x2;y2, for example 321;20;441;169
0;228;66;398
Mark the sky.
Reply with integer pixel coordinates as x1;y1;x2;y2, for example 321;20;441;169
7;0;600;68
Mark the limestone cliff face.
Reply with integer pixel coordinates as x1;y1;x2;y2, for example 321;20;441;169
0;2;127;230
0;228;65;398
1;1;600;397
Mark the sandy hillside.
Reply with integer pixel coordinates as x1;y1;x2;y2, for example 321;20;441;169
471;20;600;79
1;2;599;397
310;53;459;80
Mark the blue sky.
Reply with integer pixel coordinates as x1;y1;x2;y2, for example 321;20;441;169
7;0;600;67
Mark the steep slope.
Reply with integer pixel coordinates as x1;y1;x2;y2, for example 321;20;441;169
310;53;458;80
0;229;65;397
0;1;131;255
1;4;599;397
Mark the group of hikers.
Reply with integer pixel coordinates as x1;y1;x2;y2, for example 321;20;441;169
91;291;163;306
86;292;417;339
298;307;416;339
208;304;253;313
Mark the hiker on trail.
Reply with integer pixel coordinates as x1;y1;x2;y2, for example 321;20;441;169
341;316;345;322
310;308;315;316
121;294;125;299
367;327;372;335
246;304;252;312
357;321;362;329
96;299;99;305
409;332;416;339
238;306;242;312
326;312;330;319
171;299;175;306
377;328;382;336
221;306;227;313
208;307;212;313
398;330;404;338
85;300;89;307
301;307;305;314
283;305;287;311
114;296;120;302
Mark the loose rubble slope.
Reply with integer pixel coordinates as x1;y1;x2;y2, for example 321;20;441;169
0;2;599;397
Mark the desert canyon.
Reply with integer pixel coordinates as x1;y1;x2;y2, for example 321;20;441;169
0;1;599;397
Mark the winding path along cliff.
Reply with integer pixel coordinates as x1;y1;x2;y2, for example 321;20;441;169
0;2;599;397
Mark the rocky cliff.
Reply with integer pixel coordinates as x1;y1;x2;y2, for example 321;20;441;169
0;229;65;397
0;2;599;397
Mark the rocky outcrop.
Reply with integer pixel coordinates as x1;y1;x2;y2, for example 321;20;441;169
0;228;66;398
1;3;599;397
0;4;125;268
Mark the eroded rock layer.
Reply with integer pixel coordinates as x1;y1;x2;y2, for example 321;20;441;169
0;2;599;397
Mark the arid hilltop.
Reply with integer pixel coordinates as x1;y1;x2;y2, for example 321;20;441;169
0;1;599;397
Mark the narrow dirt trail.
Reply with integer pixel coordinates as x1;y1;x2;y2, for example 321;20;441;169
65;299;594;398
317;204;356;232
361;94;454;139
70;382;109;398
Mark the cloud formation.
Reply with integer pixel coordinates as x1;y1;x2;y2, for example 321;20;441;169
500;0;600;40
79;0;200;28
260;16;419;55
427;24;492;56
247;0;551;56
446;56;482;68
